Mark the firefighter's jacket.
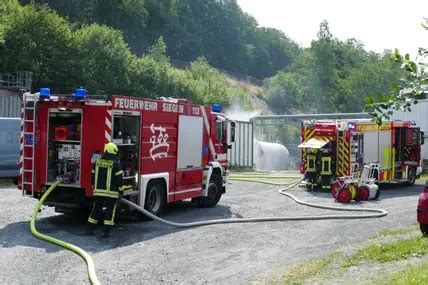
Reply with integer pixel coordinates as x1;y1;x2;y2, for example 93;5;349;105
91;153;124;199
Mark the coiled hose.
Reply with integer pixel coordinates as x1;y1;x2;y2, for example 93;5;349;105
30;180;101;285
120;177;387;228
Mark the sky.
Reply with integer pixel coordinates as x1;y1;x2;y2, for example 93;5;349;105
237;0;428;57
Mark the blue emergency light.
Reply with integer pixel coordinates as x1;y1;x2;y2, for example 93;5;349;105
411;120;416;125
212;104;222;113
74;88;87;100
39;88;51;99
348;122;356;130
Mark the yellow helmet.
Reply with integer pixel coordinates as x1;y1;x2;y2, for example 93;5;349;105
104;142;119;155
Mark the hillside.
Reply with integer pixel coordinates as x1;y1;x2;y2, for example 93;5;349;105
19;0;300;79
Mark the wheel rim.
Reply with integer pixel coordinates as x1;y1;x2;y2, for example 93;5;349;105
148;187;161;212
408;168;416;184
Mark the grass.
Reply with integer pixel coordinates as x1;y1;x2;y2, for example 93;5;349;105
0;178;13;185
387;262;428;285
280;252;341;284
377;227;417;238
343;237;428;267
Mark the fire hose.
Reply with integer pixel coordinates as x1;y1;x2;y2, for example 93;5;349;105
30;176;387;285
30;180;101;285
120;177;387;227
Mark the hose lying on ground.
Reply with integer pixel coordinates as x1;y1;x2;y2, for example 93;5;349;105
120;178;387;228
30;180;100;285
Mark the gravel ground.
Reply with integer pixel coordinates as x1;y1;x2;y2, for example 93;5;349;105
0;180;423;284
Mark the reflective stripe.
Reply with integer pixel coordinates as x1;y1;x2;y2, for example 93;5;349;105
104;204;117;226
115;170;123;176
88;217;98;224
321;157;332;175
94;189;119;198
106;165;112;191
307;155;316;172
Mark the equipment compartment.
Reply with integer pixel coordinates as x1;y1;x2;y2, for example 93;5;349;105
112;113;140;194
47;111;82;186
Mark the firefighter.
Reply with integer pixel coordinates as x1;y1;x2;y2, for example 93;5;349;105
319;148;333;190
86;142;124;238
305;148;318;189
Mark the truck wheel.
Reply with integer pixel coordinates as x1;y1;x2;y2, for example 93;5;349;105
193;175;222;208
420;224;428;237
405;167;416;186
145;181;166;216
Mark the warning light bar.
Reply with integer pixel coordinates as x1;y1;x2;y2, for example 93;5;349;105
212;104;222;113
39;88;51;100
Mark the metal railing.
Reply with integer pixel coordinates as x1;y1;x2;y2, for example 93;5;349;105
0;71;32;92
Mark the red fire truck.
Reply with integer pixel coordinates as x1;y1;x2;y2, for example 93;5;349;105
299;119;424;189
18;88;235;215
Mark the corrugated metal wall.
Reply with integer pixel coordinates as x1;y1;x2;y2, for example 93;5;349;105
0;90;21;117
227;121;254;168
392;99;428;159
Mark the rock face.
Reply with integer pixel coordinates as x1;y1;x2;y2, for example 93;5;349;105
254;139;289;171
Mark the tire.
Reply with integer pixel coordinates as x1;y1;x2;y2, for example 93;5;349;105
405;167;416;186
336;188;352;203
193;174;222;208
145;181;166;216
355;186;369;202
420;223;428;237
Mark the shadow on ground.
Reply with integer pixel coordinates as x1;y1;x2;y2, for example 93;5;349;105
0;201;233;253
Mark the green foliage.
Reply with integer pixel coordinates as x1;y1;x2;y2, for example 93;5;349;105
1;0;251;107
387;262;428;285
20;0;300;79
368;27;428;124
344;236;428;267
186;57;230;106
0;2;78;91
74;24;133;94
262;21;402;114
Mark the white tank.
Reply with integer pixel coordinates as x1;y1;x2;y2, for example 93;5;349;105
253;139;290;171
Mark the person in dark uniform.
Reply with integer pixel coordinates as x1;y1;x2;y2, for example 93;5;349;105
86;142;124;238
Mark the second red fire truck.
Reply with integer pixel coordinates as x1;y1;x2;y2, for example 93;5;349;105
299;119;424;190
19;88;235;216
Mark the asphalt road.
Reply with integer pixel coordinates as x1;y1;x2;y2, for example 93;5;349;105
0;180;423;284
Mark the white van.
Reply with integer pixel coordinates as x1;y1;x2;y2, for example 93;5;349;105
0;118;20;182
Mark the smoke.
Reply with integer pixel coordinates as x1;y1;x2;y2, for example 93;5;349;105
224;96;260;122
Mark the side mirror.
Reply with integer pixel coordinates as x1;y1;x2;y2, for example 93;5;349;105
421;131;425;145
230;121;236;143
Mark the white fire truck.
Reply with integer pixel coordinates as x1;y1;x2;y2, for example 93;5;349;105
299;119;424;189
18;88;235;215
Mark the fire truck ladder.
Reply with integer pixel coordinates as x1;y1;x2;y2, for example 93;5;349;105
21;93;37;196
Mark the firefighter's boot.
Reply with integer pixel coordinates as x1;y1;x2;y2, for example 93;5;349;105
102;225;112;238
85;223;96;236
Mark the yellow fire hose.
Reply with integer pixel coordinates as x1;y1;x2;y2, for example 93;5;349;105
30;180;100;285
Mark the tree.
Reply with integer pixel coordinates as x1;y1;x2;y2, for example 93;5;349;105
147;36;169;63
0;3;78;91
368;24;428;124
